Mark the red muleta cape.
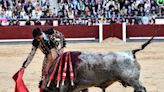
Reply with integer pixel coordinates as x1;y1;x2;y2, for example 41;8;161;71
12;68;29;92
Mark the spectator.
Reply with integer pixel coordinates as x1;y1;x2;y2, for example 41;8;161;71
144;0;151;12
25;19;31;25
42;0;50;8
151;6;157;13
84;6;90;17
124;0;130;9
24;1;34;15
161;8;164;16
52;7;58;18
45;12;51;18
13;8;19;18
20;9;26;18
138;6;145;16
149;17;155;24
111;17;116;23
45;20;51;25
151;0;158;9
121;17;126;23
11;13;17;19
31;0;38;7
15;20;20;26
0;4;3;16
1;0;10;9
133;18;139;24
152;11;157;19
0;9;6;18
0;0;162;26
0;20;2;26
68;7;74;18
23;13;30;20
87;18;92;25
141;15;150;24
33;7;41;18
120;6;127;17
34;20;41;25
9;20;13;26
31;12;40;19
74;9;80;17
77;0;85;16
12;20;20;26
63;9;68;18
133;10;139;17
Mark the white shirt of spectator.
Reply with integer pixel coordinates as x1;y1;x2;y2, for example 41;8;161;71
12;14;17;20
23;14;30;20
32;9;36;17
20;10;26;17
38;9;43;17
68;10;74;19
64;3;69;11
142;16;150;24
136;0;144;7
32;0;37;7
32;9;42;19
5;9;12;17
103;0;115;10
144;0;151;11
32;11;41;19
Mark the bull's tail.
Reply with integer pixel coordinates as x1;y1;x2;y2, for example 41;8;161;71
132;35;155;57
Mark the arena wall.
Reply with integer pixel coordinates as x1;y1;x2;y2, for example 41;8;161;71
0;24;163;41
126;24;164;37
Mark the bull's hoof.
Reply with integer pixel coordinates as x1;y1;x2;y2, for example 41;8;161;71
143;87;146;92
134;87;146;92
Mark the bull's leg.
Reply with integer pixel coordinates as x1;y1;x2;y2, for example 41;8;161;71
59;80;75;92
99;87;106;92
60;85;69;92
81;89;89;92
98;81;115;92
102;88;106;92
128;79;146;92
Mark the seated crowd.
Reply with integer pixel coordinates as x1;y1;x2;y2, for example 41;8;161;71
0;0;163;26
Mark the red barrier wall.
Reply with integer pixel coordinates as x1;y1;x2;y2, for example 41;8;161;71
103;24;122;39
0;26;51;39
0;24;122;40
54;25;99;38
0;25;99;39
0;24;164;40
126;24;164;37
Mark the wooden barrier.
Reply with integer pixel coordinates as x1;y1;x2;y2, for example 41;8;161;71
0;24;164;41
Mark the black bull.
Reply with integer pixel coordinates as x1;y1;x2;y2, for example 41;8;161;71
42;37;154;92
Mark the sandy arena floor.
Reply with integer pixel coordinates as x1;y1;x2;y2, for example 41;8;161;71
0;38;164;92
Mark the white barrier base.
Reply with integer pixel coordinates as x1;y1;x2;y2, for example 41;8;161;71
0;38;96;42
129;37;164;40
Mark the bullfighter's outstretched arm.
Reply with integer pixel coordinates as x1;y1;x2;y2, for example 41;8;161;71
22;46;37;68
